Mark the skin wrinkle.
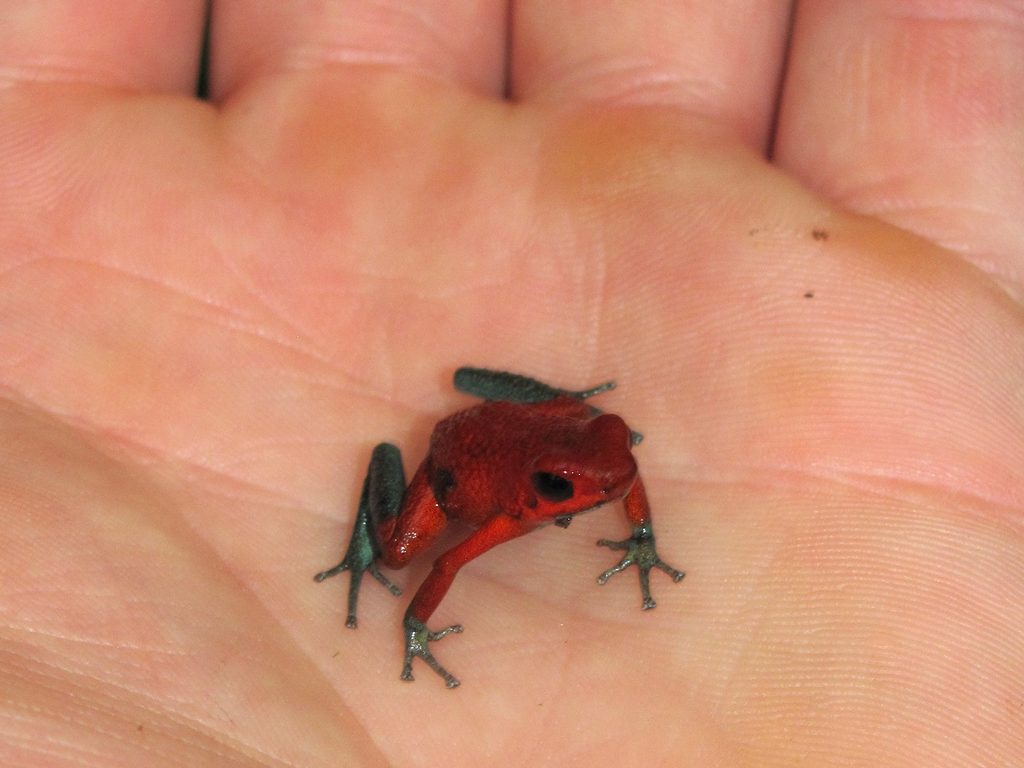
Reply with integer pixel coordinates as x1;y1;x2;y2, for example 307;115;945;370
336;0;461;71
672;463;1023;535
1;658;282;767
2;432;383;768
0;255;317;360
0;1;204;94
0;258;442;486
6;723;110;768
584;240;608;365
721;587;1011;764
270;4;493;92
0;59;130;90
780;7;1024;297
535;54;719;108
886;0;1024;28
212;250;336;365
0;391;303;509
3;622;193;656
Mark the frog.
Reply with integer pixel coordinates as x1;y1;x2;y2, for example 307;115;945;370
314;366;685;688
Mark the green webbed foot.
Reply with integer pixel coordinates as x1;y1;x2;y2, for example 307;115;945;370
313;522;401;628
314;444;405;628
597;523;685;610
402;614;464;689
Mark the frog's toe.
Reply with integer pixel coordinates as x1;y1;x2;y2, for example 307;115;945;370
596;526;685;610
367;563;402;595
402;615;463;689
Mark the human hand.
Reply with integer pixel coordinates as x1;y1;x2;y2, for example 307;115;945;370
1;3;1021;766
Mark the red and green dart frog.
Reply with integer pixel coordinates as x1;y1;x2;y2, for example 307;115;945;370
315;367;684;688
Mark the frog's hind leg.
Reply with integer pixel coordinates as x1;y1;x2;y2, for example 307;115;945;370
453;366;616;403
314;443;404;628
454;367;642;444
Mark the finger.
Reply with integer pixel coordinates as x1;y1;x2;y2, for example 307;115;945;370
775;1;1024;293
0;1;207;93
509;1;792;149
209;0;508;101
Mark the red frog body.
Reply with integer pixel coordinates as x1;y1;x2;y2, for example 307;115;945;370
315;367;684;688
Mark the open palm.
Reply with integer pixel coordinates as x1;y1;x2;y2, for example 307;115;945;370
2;3;1022;766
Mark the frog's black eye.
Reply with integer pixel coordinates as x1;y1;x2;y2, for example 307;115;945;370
532;472;574;502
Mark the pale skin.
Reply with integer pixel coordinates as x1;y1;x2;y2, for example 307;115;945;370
1;1;1022;766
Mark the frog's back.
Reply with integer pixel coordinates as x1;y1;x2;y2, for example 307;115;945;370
430;398;592;462
426;399;593;525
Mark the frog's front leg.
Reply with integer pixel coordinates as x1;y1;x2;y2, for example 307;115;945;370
401;515;532;688
597;477;685;609
313;443;407;628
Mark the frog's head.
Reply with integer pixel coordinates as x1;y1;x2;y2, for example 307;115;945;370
525;413;638;520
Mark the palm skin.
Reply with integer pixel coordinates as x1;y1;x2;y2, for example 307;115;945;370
1;4;1022;767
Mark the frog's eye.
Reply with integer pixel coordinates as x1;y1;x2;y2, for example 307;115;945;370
531;472;574;502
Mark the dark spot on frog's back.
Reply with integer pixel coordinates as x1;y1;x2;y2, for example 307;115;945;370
431;467;455;501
